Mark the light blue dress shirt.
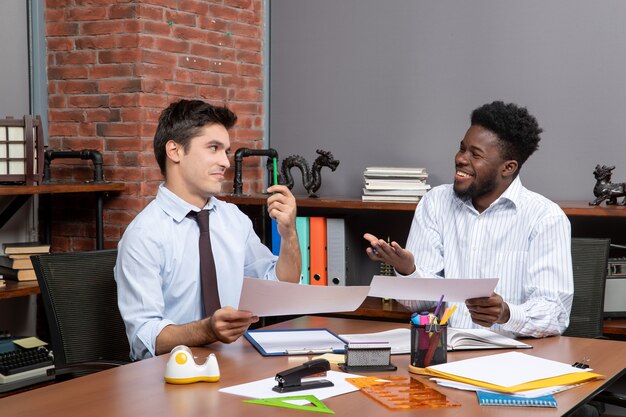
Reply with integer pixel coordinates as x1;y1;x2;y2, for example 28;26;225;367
114;184;278;360
399;176;573;338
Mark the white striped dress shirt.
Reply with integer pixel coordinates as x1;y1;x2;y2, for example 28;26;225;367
399;176;573;338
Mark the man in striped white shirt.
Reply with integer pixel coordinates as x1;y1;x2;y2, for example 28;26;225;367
364;101;573;338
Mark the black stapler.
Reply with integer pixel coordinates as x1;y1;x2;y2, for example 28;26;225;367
272;358;334;393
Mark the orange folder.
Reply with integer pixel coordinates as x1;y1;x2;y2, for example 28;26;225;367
309;217;327;286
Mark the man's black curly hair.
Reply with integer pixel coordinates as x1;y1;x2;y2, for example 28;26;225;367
471;101;542;170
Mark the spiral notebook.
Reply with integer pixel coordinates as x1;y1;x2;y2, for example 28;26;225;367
476;391;557;408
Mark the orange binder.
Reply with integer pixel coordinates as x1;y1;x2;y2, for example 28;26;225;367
309;217;327;286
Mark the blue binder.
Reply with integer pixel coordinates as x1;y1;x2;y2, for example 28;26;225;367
476;391;557;408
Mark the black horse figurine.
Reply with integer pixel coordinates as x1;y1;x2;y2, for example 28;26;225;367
278;149;340;198
589;164;626;206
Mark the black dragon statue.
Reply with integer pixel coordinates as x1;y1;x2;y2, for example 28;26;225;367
589;164;626;206
278;149;340;198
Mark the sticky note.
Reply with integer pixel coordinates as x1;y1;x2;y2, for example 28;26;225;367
14;337;47;349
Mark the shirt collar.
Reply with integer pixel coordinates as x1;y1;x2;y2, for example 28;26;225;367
454;176;523;213
494;175;523;210
155;183;217;223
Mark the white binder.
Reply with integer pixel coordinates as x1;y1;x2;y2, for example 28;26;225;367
327;218;347;286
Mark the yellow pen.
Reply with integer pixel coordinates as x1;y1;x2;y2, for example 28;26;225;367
440;304;457;325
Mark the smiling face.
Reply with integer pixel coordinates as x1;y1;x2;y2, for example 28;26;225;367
165;123;231;208
453;125;517;212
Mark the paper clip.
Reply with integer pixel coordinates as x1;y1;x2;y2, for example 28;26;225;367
572;357;590;369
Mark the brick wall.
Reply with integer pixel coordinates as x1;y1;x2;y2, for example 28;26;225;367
45;0;265;251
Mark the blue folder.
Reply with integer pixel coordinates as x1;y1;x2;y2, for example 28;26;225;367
244;328;347;356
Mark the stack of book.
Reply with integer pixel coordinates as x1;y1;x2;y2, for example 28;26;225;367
362;167;431;203
0;242;51;281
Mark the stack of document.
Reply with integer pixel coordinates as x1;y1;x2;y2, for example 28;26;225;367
362;167;430;203
417;351;603;395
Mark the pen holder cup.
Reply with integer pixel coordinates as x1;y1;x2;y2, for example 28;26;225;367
410;323;447;368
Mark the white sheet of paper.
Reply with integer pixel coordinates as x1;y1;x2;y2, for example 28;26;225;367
339;328;410;354
368;275;499;302
428;351;590;388
429;378;578;398
219;370;363;400
238;278;370;317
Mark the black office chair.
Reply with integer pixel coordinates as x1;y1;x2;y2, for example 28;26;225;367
563;238;626;411
563;238;611;338
32;249;131;378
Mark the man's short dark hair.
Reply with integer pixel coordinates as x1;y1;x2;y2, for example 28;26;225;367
154;99;237;175
471;101;542;170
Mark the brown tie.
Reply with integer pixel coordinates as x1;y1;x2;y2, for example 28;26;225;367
192;210;220;316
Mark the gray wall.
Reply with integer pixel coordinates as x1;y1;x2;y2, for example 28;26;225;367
0;0;30;117
269;0;626;200
0;0;39;338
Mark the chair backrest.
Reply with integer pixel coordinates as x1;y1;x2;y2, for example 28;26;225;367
563;238;610;338
32;250;130;368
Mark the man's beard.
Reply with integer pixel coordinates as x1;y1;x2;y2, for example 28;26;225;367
453;171;498;201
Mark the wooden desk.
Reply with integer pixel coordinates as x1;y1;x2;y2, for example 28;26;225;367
2;316;625;416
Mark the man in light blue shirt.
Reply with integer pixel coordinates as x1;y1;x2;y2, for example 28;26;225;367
364;101;573;338
115;100;301;360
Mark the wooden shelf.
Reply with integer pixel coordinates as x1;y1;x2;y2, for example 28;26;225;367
557;201;626;217
604;318;626;337
0;280;39;300
223;195;626;216
0;182;126;196
218;194;418;211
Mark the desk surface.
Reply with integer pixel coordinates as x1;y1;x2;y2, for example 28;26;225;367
2;316;625;416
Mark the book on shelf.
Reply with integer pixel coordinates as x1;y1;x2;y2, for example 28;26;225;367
0;255;33;270
362;188;427;196
362;195;421;203
447;328;532;351
8;253;35;260
364;167;428;179
364;180;430;190
0;265;18;281
2;242;51;255
16;269;37;281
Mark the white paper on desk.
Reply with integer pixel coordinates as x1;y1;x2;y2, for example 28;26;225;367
368;275;499;302
238;278;370;317
429;378;579;398
219;370;363;400
429;351;591;388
